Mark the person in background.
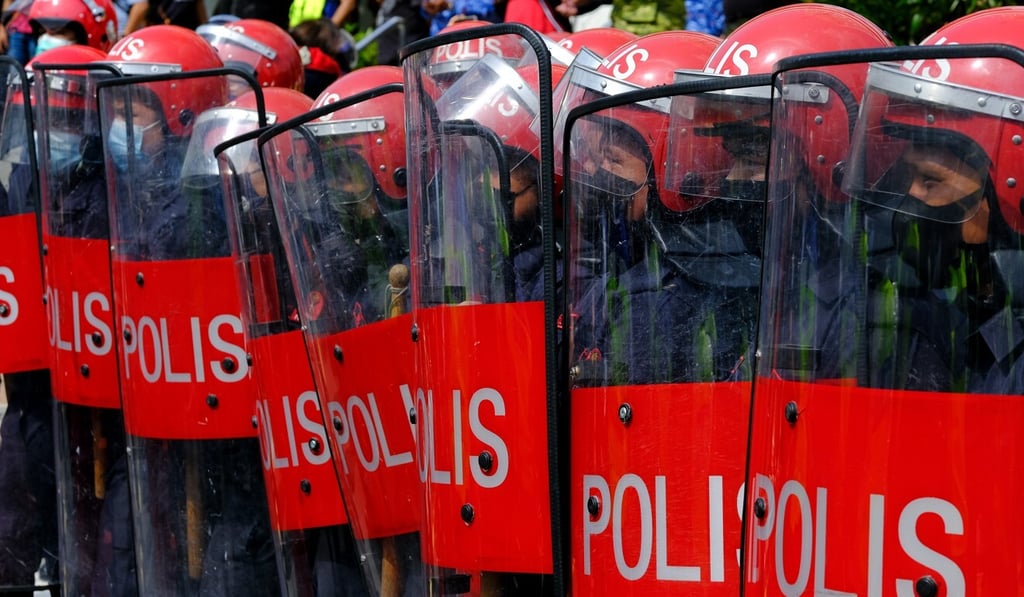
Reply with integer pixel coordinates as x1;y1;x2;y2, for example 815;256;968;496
420;0;496;36
214;0;292;29
290;18;349;97
2;0;34;64
556;0;684;35
112;0;149;36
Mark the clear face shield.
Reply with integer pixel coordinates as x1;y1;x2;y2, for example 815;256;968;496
665;72;773;208
844;64;995;225
547;48;626;180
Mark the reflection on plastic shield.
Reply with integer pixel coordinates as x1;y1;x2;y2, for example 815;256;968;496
0;213;48;372
747;378;1024;594
45;235;120;408
114;257;255;439
572;383;748;593
253;330;349;532
416;302;552;573
311;314;419;540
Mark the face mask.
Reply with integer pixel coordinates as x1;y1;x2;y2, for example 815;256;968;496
44;130;82;172
34;34;73;56
107;119;156;172
891;207;964;289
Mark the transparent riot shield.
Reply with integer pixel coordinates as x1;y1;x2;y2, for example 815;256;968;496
0;55;58;595
402;24;561;594
563;71;773;593
95;70;278;596
746;45;1024;593
217;124;369;596
259;83;422;596
34;57;139;597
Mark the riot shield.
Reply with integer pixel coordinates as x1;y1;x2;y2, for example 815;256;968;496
563;70;773;593
259;82;422;596
746;45;1024;593
95;69;278;596
0;55;58;594
402;24;561;594
0;56;47;373
216;120;369;596
33;54;139;597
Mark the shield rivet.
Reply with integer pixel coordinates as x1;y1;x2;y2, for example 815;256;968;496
222;357;237;373
251;416;258;429
1007;178;1017;189
915;576;937;597
91;332;104;347
0;304;8;317
80;364;90;377
754;497;768;519
246;353;254;366
587;496;601;517
411;324;420;342
408;408;417;425
477;450;493;472
460;504;474;524
814;115;823;125
333;345;343;362
206;394;219;409
135;272;144;286
300;479;312;494
618;403;633;425
42;244;48;256
41;295;47;305
785;401;799;425
123;328;133;342
333;417;343;431
309;438;323;454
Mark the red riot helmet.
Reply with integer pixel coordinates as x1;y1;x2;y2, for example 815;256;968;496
556;31;721;212
310;66;407;201
556;27;639;61
197;19;305;92
29;0;118;52
698;3;892;204
29;44;108;111
427;20;531;92
847;7;1024;232
103;24;228;137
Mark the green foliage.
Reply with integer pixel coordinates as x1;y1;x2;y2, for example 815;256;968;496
822;0;1011;45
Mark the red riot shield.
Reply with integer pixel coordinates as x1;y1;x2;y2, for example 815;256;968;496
0;56;59;594
746;46;1024;594
216;126;370;596
564;66;775;592
33;57;140;596
402;24;561;594
0;57;47;373
259;83;423;595
96;70;279;595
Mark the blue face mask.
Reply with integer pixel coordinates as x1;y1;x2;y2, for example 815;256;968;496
107;119;157;172
44;130;82;172
34;34;73;56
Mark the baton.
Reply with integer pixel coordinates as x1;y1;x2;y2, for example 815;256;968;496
92;411;107;499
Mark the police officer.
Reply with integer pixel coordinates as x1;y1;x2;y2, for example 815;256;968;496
98;24;279;596
842;7;1024;393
